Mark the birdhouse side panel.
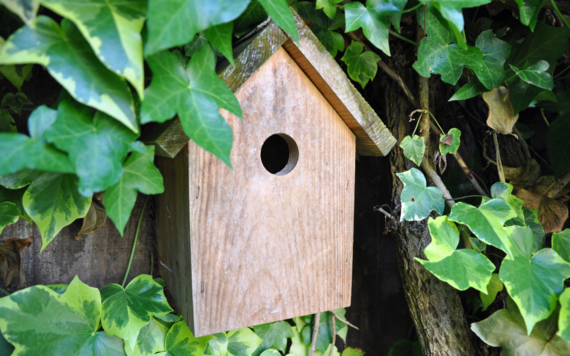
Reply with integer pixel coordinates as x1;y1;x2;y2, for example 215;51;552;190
188;47;356;336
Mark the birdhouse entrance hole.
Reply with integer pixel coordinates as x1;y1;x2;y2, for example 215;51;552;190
260;133;299;175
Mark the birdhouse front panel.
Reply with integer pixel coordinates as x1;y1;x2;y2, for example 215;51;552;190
157;47;356;337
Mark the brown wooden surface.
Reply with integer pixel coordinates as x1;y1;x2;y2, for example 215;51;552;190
158;47;357;336
0;194;153;289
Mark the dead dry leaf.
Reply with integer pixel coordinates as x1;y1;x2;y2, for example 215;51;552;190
434;150;448;174
503;159;541;191
0;236;32;288
531;176;570;199
483;87;520;135
516;189;569;233
76;199;107;241
440;134;454;146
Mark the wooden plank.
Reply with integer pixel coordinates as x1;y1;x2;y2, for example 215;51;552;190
187;48;355;336
281;11;396;156
140;120;188;159
155;146;194;332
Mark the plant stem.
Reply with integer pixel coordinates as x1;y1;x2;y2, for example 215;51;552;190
310;313;321;356
411;113;423;136
403;3;422;13
550;0;570;28
446;195;484;201
426;110;445;133
0;287;9;296
389;30;419;46
493;132;506;183
554;64;570;78
541;109;550;126
122;195;149;288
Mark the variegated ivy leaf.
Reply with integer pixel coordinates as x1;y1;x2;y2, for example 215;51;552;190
0;36;33;90
505;209;545;253
253;321;294;356
0;185;30;223
416;216;494;292
101;275;173;349
491;182;524;221
439;128;460;155
0;0;39;23
205;333;228;355
0;16;138;132
141;45;242;167
227;328;263;356
399;135;425;166
257;0;299;44
510;61;554;91
0;106;74;176
499;226;570;334
344;1;390;55
260;350;280;356
125;316;169;356
105;145;164;236
474;30;511;90
0;169;43;189
396;168;445;221
481;273;503;311
38;0;147;98
159;321;211;356
23;172;92;251
559;288;570;343
0;202;19;235
552;229;570;263
0;276;126;355
44;100;137;197
449;198;517;257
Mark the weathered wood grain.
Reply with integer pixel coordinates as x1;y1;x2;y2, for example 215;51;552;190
157;48;356;336
282;11;396;156
140;120;188;159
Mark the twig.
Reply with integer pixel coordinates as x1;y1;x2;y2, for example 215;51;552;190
329;312;336;356
546;170;570;198
389;30;419;46
493;132;506;183
374;206;394;219
122;195;149;287
310;313;321;356
512;126;531;160
331;310;360;330
550;0;570;28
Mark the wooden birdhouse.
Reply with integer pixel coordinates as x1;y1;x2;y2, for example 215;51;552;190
146;11;396;337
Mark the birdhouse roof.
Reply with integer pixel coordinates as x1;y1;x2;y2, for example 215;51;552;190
143;9;396;158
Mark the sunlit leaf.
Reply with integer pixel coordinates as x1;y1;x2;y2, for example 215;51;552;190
316;0;342;19
558;288;570;343
344;1;390;55
439;128;460;155
510;60;554;90
481;273;503;311
396;168;445;221
505;209;545;253
399;135;424;166
158;321;210;356
340;41;380;88
126;316;168;356
552;229;570;263
253;321;294;356
0;0;39;23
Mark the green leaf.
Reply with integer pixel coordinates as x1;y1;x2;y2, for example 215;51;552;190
145;0;250;56
547;114;570;178
316;0;342;19
514;0;545;31
559;288;570;343
0;202;19;234
0;111;16;133
0;329;14;356
253;321;294;356
227;328;263;356
44;100;137;197
23;173;91;251
205;333;228;355
298;2;345;57
340;41;381;88
101;275;173;349
0;276;126;355
0;0;39;23
0;106;74;176
552;229;570;263
233;0;268;37
0;185;30;223
1;92;32;114
510;60;554;90
448;199;517;256
260;350;281;356
344;1;390;55
399;135;425;166
0;169;43;189
0;36;33;90
141;46;242;167
126;316;169;356
184;33;208;57
509;76;543;115
539;89;570;116
158;321;210;356
0;17;138;132
46;283;68;294
481;273;504;311
474;30;511;90
105;145;164;236
368;0;408;30
439;128;460;155
448;78;486;101
417;216;494;292
258;0;299;44
204;22;235;65
396;168;445;221
500;237;570;333
472;297;570;354
490;182;524;220
505;209;545;253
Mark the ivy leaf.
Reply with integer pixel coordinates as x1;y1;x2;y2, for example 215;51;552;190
472;297;570;354
514;0;545;31
0;276;127;355
37;0;147;98
369;0;408;30
399;135;425;166
23;173;91;251
0;186;30;223
184;33;209;57
105;145;164;236
344;1;390;55
298;2;345;57
481;273;504;311
205;333;227;355
257;0;299;44
340;41;381;88
0;35;32;90
159;321;210;356
474;30;511;90
417;216;495;292
0;329;14;356
126;316;169;356
559;288;570;343
505;209;545;253
141;45;242;167
510;60;554;90
491;182;524;220
260;350;280;356
396;168;445;221
145;0;250;55
227;328;263;356
0;106;74;176
448;199;517;256
439;128;460;155
204;22;235;65
0;0;39;23
0;202;19;235
0;169;44;189
500;229;570;334
1;92;32;114
44;100;137;197
253;321;294;356
316;0;343;19
0;17;137;132
552;229;570;263
233;0;268;37
101;275;173;349
448;78;486;101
